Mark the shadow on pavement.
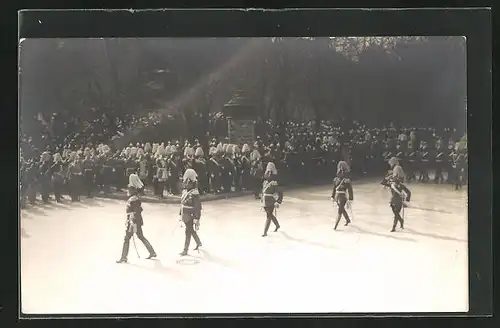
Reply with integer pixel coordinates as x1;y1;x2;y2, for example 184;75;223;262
279;231;338;250
403;228;467;243
346;224;417;242
127;259;188;281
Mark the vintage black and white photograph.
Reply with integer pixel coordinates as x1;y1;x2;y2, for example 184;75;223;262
19;36;468;314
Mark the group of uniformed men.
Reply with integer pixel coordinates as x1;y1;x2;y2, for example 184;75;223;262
19;125;467;208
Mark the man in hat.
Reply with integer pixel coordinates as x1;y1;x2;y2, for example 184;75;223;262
380;175;411;232
179;168;203;256
222;145;235;193
261;162;283;237
331;161;354;230
116;185;157;263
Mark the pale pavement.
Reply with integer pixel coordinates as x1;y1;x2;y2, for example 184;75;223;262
20;180;468;314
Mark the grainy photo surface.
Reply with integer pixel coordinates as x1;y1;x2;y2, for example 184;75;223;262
19;36;468;314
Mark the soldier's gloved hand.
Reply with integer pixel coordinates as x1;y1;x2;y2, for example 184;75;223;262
193;219;200;230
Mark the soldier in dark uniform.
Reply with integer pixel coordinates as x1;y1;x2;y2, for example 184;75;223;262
434;139;445;184
167;146;181;195
261;162;283;237
418;141;430;182
240;144;251;191
223;145;236;192
82;153;95;198
331;161;354;230
406;141;417;182
232;145;242;191
250;149;264;199
67;152;83;202
208;146;222;194
155;153;168;198
179;169;203;256
193;147;208;194
452;143;466;190
116;186;157;263
380;176;411;232
39;151;52;203
51;153;65;202
26;159;38;205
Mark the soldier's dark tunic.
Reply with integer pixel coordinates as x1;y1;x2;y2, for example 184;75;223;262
179;186;202;255
39;160;52;203
51;161;65;202
250;159;263;199
261;176;283;237
239;154;251;191
418;146;430;182
434;145;445;183
380;179;411;232
83;158;95;197
331;175;354;230
116;192;156;263
208;155;222;194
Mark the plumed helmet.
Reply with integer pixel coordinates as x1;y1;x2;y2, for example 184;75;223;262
144;142;152;153
128;173;144;189
53;153;62;162
388;157;399;167
183;168;198;183
209;147;217;156
233;145;241;153
152;143;159;153
226;144;234;155
137;148;145;157
216;143;223;154
185;147;195;157
337;161;350;174
265;162;278;176
130;147;138;156
222;144;228;153
169;145;177;154
250;149;261;161
242;144;250;153
195;147;204;157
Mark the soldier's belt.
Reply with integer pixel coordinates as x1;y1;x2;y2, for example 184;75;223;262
263;194;275;197
181;205;194;209
336;191;346;194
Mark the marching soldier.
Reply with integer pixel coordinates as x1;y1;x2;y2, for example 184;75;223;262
388;156;405;182
434;139;445;184
116;185;157;263
331;161;354;230
232;145;242;191
155;152;168;198
261;162;283;237
179;168;203;256
380;176;411;232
